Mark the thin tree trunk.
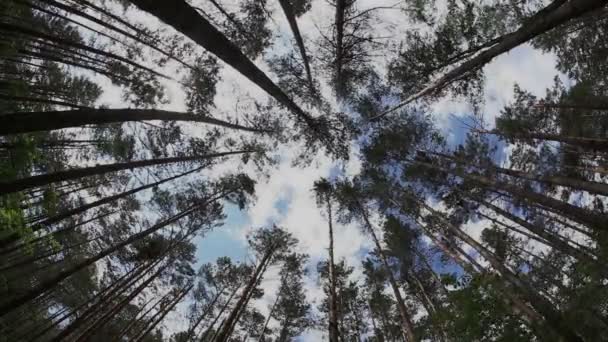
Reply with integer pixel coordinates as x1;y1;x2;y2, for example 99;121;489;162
372;0;608;120
0;193;223;317
0;149;250;195
132;284;193;342
415;160;608;231
214;247;276;342
24;262;144;341
258;293;280;342
183;284;226;341
72;262;173;342
421;202;584;342
326;194;340;342
0;108;273;135
33;0;195;70
199;283;242;342
128;0;317;128
48;260;157;342
475;128;608;153
278;0;315;93
34;165;206;230
0;22;170;80
358;203;417;342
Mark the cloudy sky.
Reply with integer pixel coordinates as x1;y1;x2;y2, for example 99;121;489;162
86;0;567;339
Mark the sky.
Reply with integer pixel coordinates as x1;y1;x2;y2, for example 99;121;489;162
81;0;569;339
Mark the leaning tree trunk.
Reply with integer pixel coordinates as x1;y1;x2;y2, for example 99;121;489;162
415;160;608;231
372;0;608;120
422;203;585;342
0;165;206;249
0;193;223;317
476;129;608;153
183;284;226;341
258;293;280;342
358;203;417;342
128;0;317;128
214;246;276;342
0;108;273;135
0;149;250;195
278;0;315;93
199;283;242;341
475;198;596;263
71;262;172;342
326;194;340;342
131;284;193;342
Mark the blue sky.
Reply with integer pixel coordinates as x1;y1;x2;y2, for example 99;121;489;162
84;0;572;338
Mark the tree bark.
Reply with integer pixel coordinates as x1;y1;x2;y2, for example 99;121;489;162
183;284;226;341
372;0;608;120
258;292;280;342
0;193;222;317
334;0;346;97
326;194;340;342
278;0;315;93
422;203;584;342
476;129;608;153
214;247;275;342
415;160;608;231
128;0;317;128
132;284;193;342
0;108;272;135
0;149;250;196
72;262;173;342
474;198;596;263
358;203;417;342
199;282;242;342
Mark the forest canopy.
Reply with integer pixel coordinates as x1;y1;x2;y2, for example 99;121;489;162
1;0;607;341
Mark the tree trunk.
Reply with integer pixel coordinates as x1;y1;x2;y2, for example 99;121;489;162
34;165;206;230
258;292;280;342
0;22;169;80
48;260;157;342
334;0;346;97
0;149;250;195
415;160;608;231
199;283;242;342
0;108;272;135
474;198;596;263
278;0;315;93
132;284;193;342
0;193;223;317
214;247;276;342
34;0;195;70
422;203;584;342
372;0;608;120
476;129;608;153
492;164;608;197
72;262;173;342
358;203;417;342
326;195;340;342
114;294;164;341
25;262;145;341
128;0;317;128
183;284;226;341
